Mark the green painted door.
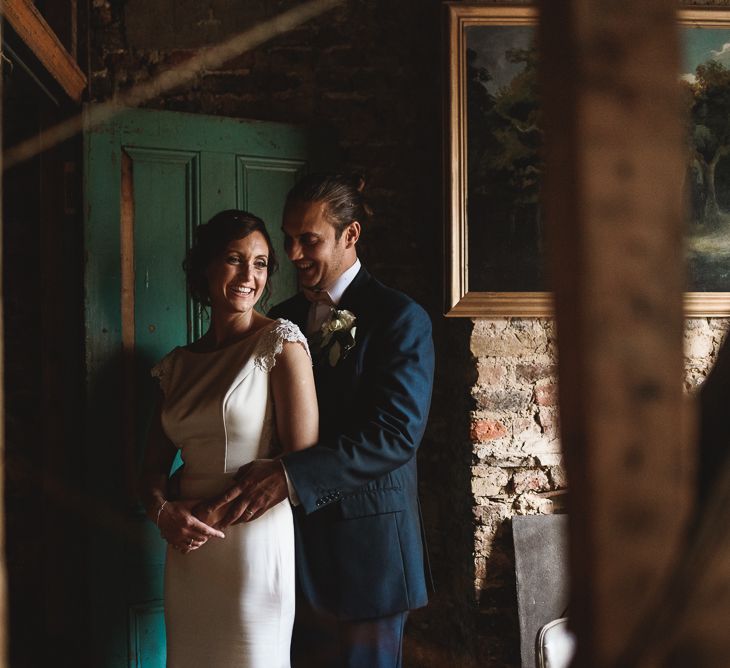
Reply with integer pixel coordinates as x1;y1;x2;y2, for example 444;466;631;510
84;107;332;667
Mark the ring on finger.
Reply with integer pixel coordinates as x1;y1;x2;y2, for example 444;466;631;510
245;509;254;518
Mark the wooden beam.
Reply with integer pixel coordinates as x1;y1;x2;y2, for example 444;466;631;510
2;0;86;102
538;0;691;665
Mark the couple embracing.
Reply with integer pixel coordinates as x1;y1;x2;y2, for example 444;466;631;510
141;173;435;668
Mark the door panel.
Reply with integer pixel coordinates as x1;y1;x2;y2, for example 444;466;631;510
237;156;306;307
128;602;166;668
128;147;198;357
84;107;332;667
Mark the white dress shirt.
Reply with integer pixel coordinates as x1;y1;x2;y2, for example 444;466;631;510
306;258;362;335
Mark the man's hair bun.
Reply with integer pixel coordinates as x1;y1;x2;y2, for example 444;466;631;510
352;174;366;193
286;172;372;237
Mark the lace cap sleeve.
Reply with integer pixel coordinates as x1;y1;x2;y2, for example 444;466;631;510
151;350;177;396
254;319;311;373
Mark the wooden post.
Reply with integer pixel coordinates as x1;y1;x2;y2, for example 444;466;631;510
0;6;8;666
538;1;691;665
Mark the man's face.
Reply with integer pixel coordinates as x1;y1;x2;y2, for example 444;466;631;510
282;200;356;292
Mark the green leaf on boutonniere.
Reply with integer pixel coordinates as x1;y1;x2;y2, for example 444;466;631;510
328;340;341;366
319;308;357;366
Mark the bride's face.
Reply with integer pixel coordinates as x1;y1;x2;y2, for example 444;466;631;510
205;231;270;316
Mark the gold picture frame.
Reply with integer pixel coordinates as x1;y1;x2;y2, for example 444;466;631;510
445;4;730;317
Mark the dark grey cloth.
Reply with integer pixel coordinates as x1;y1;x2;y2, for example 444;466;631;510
698;332;730;504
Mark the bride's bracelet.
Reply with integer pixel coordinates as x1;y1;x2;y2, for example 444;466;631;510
156;499;169;527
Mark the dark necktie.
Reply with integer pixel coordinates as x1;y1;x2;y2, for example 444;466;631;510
303;289;335;338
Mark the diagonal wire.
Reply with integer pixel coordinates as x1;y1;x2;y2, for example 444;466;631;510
3;0;344;170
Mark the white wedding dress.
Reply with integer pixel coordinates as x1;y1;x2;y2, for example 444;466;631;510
151;318;308;668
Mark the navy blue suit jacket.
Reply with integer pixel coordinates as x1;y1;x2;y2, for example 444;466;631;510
269;266;435;621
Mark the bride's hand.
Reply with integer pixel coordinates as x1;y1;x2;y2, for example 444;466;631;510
192;499;230;529
158;499;226;554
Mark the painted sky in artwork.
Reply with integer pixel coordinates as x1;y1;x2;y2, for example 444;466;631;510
466;26;534;94
681;27;730;83
467;25;730;89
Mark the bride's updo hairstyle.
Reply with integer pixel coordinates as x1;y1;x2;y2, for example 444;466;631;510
184;209;278;307
285;173;372;238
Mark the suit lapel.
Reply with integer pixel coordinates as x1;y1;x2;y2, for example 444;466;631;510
281;293;310;332
307;266;371;391
276;266;372;388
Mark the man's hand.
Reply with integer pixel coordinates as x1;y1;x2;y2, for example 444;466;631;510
195;459;288;528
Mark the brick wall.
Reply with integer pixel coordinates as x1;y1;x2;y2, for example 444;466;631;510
88;1;730;666
469;319;561;664
466;316;730;664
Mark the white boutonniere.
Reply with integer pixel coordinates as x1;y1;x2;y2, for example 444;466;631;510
319;308;357;366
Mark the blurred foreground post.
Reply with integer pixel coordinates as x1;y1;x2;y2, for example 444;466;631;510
0;5;8;665
538;1;691;665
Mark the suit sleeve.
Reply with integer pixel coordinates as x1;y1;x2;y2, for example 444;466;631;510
281;300;435;514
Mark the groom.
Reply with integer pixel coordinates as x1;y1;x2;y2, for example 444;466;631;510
216;173;434;667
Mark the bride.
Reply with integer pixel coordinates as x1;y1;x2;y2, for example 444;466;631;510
140;210;317;668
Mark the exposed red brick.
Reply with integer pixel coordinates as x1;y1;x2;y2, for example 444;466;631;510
534;382;558;407
474;387;530;411
470;419;508;442
477;360;506;386
536;406;559;438
512;469;551;494
516;362;556;382
548;465;569;489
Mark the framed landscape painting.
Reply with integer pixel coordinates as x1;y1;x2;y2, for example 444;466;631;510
445;5;730;317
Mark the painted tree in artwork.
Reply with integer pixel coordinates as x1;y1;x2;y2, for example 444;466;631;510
686;60;730;230
467;41;543;290
468;44;542;230
466;48;499;197
489;45;542;244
